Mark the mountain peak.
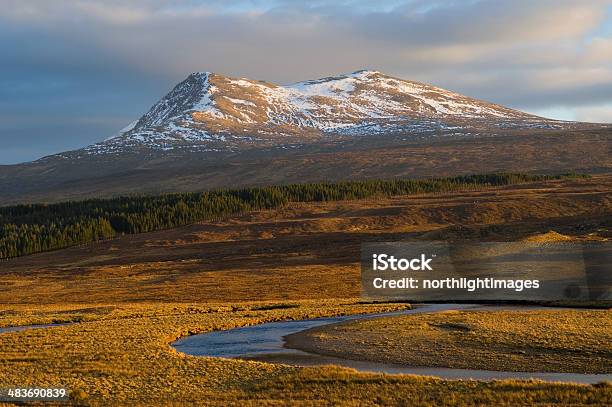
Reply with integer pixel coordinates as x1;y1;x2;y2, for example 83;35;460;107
84;70;573;157
189;71;212;78
350;69;382;76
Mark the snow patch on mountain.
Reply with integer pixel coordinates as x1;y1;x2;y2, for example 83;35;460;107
81;69;576;156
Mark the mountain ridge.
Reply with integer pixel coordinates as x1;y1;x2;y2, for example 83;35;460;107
65;69;586;158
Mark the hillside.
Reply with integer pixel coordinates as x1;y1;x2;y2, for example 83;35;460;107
0;173;571;259
1;174;609;304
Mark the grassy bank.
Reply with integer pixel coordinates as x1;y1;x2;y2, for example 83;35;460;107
286;309;612;374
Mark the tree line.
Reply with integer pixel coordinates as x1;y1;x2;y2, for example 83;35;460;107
0;173;584;259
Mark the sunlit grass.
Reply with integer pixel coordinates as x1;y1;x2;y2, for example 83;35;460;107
288;309;612;374
0;302;610;405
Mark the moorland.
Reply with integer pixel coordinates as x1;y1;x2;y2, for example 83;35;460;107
0;173;610;405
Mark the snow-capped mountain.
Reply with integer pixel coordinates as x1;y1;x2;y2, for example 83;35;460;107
5;71;612;204
4;69;608;205
83;70;570;155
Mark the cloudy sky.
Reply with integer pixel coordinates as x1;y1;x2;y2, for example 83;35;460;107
1;0;611;164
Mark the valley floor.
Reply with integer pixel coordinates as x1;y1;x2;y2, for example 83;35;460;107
0;176;610;405
0;301;610;406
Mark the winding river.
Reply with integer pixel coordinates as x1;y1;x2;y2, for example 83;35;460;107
2;305;609;384
172;304;612;384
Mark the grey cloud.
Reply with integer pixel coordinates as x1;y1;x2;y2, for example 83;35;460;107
0;0;610;163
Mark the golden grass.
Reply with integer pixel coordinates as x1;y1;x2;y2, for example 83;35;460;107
0;301;398;405
287;309;612;374
523;230;574;242
241;367;612;407
1;302;610;406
